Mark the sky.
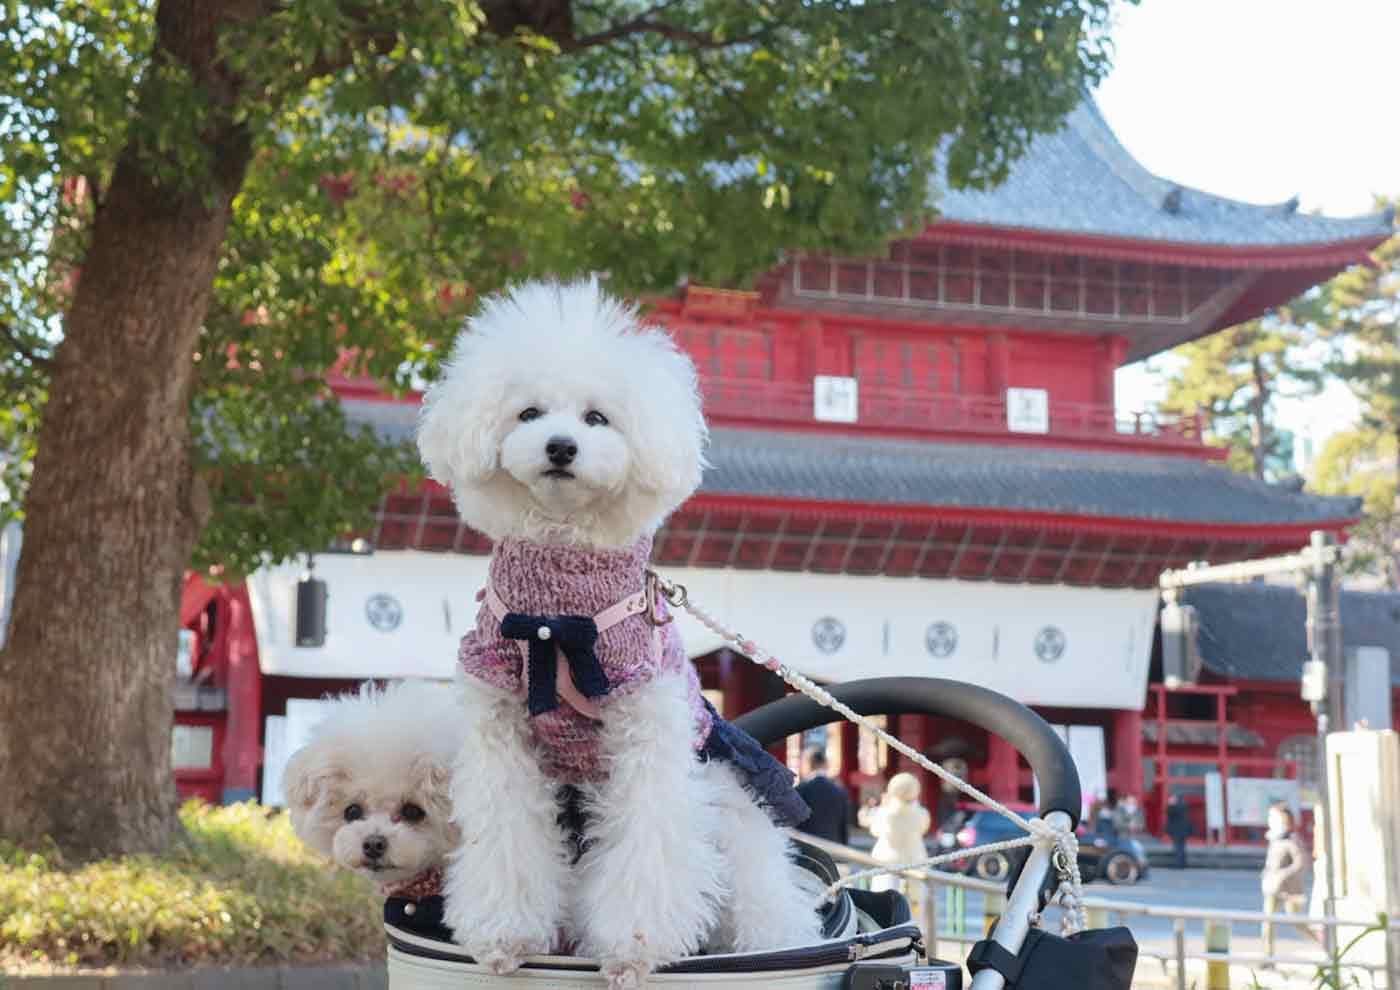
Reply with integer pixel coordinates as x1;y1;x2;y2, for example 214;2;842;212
1093;0;1399;470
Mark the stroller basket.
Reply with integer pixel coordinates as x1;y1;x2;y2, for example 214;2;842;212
387;888;930;986
385;676;1094;990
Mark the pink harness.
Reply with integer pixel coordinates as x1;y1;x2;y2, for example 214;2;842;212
457;536;712;782
479;577;666;721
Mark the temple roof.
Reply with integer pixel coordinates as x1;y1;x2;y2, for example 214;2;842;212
1182;582;1400;686
703;427;1357;527
345;398;1358;529
929;100;1393;252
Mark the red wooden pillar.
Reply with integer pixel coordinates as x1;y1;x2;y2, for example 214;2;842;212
986;732;1020;803
771;320;803;383
221;585;263;803
839;721;860;803
1111;708;1144;801
1155;687;1169;833
1215;693;1230;847
1215;693;1229;777
897;714;934;809
986;332;1010;394
724;651;763;721
1096;335;1128;407
819;324;853;376
797;317;822;381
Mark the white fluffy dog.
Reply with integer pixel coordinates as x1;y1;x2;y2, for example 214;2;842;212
283;680;465;898
418;279;819;987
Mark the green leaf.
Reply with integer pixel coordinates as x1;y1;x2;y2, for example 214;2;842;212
3;0;1130;573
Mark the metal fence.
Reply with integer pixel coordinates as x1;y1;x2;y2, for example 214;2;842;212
797;834;1400;989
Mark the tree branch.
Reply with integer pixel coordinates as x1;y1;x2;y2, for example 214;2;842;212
0;322;53;373
565;1;770;52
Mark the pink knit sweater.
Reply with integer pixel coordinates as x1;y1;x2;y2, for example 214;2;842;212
458;535;713;782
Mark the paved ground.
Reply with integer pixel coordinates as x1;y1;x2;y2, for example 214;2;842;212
928;865;1317;941
922;867;1370;988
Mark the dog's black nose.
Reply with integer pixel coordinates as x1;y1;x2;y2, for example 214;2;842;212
546;435;578;467
363;835;388;861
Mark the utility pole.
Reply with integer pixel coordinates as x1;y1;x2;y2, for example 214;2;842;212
1160;530;1343;971
1303;530;1343;980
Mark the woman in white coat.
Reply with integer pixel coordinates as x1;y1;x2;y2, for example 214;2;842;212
859;772;933;918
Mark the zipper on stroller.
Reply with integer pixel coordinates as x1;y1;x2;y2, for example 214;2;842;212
387;924;924;976
657;925;925;974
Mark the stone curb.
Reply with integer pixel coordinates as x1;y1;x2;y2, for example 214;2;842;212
1;962;387;990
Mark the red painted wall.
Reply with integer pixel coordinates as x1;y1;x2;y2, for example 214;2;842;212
661;300;1115;411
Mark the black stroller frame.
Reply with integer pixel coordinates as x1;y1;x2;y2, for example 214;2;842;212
736;676;1084;990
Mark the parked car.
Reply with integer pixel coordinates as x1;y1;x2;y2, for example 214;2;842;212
936;808;1149;885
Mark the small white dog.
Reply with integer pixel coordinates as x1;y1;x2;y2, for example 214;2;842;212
418;279;819;987
283;680;465;900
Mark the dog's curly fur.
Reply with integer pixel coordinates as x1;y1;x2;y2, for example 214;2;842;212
418;279;707;550
417;279;819;987
282;680;465;893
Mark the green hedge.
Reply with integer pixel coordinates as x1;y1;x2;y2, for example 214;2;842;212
0;802;384;971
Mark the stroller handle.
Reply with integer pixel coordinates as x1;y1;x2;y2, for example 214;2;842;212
734;676;1081;827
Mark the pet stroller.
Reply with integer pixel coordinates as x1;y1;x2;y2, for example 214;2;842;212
384;676;1136;989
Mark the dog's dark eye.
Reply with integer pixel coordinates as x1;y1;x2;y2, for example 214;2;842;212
518;407;542;422
399;803;426;824
344;803;364;822
584;410;609;427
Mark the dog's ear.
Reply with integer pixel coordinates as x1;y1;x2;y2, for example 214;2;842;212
282;743;347;812
623;328;708;514
409;752;452;794
408;753;455;820
417;329;509;490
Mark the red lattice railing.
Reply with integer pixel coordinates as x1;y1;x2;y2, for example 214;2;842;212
700;376;1207;451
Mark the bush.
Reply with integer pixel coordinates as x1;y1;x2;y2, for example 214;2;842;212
0;801;384;971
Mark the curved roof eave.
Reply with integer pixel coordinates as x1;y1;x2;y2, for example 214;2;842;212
918;221;1388;272
926;98;1394;261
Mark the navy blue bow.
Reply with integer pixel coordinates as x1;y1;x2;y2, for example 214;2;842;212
500;613;611;716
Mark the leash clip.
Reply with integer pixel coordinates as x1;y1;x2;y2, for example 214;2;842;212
644;570;684;626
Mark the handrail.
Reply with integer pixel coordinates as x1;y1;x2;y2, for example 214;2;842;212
798;832;1400;932
802;832;1400;986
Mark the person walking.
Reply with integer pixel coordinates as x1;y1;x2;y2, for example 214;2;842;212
1261;804;1316;959
859;772;933;920
1112;793;1145;837
1309;803;1330;923
932;756;969;829
1165;793;1193;869
795;746;850;846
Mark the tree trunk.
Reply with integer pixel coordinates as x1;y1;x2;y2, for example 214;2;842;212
1390;424;1400;591
0;1;253;857
1248;354;1270;480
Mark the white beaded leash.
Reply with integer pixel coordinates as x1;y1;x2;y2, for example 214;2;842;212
650;572;1088;935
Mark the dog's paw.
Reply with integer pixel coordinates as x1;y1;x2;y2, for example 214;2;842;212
480;947;525;976
597;933;658;990
469;935;551;975
601;955;650;990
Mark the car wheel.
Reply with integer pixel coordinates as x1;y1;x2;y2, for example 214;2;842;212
975;852;1011;881
1103;852;1140;885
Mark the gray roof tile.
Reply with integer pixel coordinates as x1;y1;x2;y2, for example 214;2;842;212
1183;583;1400;685
345;398;1359;527
702;428;1358;526
930;100;1393;248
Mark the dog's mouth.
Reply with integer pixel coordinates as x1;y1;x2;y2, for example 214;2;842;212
542;468;575;480
363;861;399;874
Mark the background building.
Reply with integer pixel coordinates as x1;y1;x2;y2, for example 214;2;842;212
165;100;1392;840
